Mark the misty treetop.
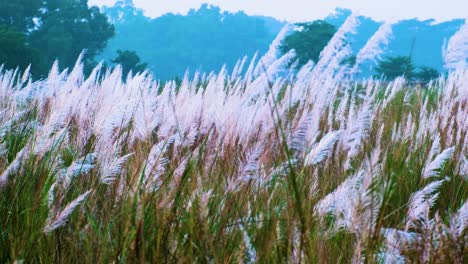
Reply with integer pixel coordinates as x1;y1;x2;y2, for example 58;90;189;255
100;2;284;80
99;3;465;80
279;21;337;67
0;0;114;77
0;26;40;73
111;49;148;78
0;0;466;81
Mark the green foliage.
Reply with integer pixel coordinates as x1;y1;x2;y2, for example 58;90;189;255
100;2;282;79
29;1;114;76
0;68;466;263
375;56;440;83
375;56;415;80
279;21;337;67
414;66;439;84
111;50;148;77
0;0;42;32
0;0;114;77
0;26;39;72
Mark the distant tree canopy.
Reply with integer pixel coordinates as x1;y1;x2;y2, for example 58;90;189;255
375;56;415;80
100;2;284;80
0;0;114;77
414;66;439;83
111;50;148;77
279;21;337;67
0;0;42;32
375;56;439;83
0;26;39;73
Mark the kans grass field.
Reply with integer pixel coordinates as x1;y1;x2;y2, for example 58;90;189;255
0;15;467;263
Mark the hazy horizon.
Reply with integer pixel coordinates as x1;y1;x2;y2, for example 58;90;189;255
89;0;468;22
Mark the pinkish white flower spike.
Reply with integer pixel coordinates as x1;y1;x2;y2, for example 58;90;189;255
239;224;257;264
254;24;293;77
240;143;264;181
305;131;341;166
143;141;168;192
461;156;468;180
58;153;97;190
315;13;360;75
449;199;468;240
0;144;29;189
44;190;92;233
290;111;313;153
406;180;445;230
443;20;468;70
380;228;419;263
427;134;441;160
100;153;133;185
422;147;455;179
353;22;393;73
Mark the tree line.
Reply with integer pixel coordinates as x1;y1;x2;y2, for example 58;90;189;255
0;1;440;83
99;2;281;80
280;20;440;83
0;0;115;77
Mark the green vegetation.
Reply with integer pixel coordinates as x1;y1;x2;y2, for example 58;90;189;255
375;56;416;80
0;26;39;73
0;58;466;262
0;3;466;262
279;21;337;67
0;0;114;77
111;50;148;78
100;2;283;79
415;66;440;83
376;56;440;82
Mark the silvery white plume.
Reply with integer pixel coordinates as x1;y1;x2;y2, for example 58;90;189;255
290;112;313;153
380;228;420;264
0;144;29;188
406;180;445;229
254;24;293;77
443;20;468;70
44;190;92;233
239;224;257;264
427;134;441;160
100;153;133;185
422;147;455;179
240;143;264;181
353;22;393;71
58;153;97;190
305;131;341;166
449;199;468;240
143;141;169;192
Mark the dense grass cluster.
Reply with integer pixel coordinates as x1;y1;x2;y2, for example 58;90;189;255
0;15;467;263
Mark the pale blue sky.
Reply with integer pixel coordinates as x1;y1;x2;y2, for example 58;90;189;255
89;0;468;22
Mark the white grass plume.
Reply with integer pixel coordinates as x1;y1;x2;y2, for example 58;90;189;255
100;153;133;185
0;144;29;188
240;143;264;182
44;190;92;233
380;228;420;263
143;141;169;192
254;24;293;77
443;20;468;70
58;153;97;190
422;147;455;179
449;199;468;240
315;13;360;74
353;22;393;73
239;223;257;264
289;112;313;153
406;180;445;230
305;131;341;166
